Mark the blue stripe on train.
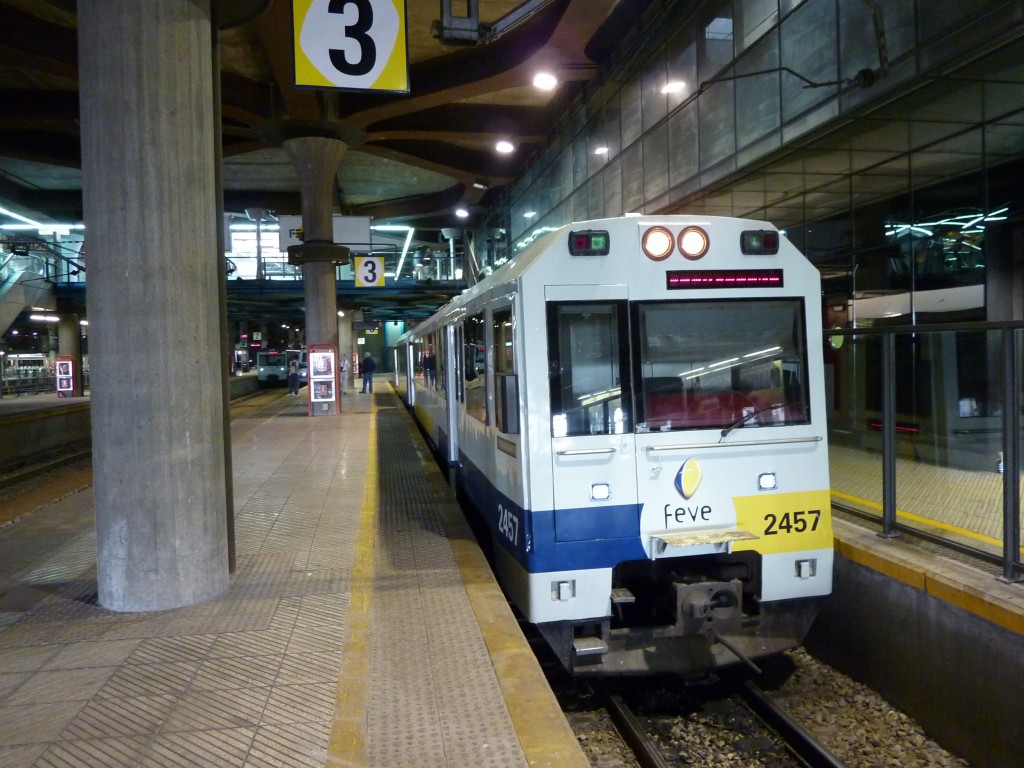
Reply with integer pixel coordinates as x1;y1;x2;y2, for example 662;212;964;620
457;451;648;573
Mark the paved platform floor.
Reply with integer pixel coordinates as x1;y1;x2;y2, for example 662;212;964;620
0;387;586;767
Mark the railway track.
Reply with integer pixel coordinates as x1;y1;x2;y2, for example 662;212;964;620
600;675;849;768
0;388;287;521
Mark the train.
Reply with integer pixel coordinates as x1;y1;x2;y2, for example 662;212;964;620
395;215;833;677
256;348;305;387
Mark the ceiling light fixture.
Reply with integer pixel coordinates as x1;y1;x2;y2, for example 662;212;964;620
594;146;609;156
661;80;686;94
496;140;515;154
533;72;557;90
455;208;469;219
473;179;489;190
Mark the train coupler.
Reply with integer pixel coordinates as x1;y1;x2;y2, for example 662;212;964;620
674;579;744;638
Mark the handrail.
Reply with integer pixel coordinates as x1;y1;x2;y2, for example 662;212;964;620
645;436;823;451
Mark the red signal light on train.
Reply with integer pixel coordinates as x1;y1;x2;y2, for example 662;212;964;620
740;229;780;254
568;230;610;256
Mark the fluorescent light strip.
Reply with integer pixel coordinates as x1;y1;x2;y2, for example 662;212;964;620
0;206;44;228
394;227;415;279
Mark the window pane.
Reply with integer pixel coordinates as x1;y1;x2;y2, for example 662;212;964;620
493;308;518;434
699;0;734;81
736;0;778;52
735;31;780;149
548;302;630;436
635;299;810;431
434;329;446;398
780;0;837;121
464;314;487;422
699;78;736;169
493;308;514;374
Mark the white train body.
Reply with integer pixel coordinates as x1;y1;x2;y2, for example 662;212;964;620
397;215;832;675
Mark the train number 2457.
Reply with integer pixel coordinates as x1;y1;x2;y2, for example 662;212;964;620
498;504;519;546
764;509;821;536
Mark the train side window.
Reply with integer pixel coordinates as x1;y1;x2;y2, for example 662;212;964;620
432;329;445;396
547;301;632;436
465;312;488;423
493;307;519;434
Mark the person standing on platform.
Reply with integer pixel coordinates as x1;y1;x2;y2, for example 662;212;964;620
339;355;349;395
360;353;376;393
287;358;300;396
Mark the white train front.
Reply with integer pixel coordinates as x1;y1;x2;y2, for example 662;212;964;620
396;215;833;676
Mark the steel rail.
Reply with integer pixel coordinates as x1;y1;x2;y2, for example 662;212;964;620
738;679;850;768
605;694;672;768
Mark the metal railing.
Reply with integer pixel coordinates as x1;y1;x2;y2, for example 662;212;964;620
826;322;1024;582
0;372;90;397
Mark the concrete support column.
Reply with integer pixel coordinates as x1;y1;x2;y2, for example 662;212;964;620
79;0;228;611
283;137;348;350
57;314;83;397
337;313;353;393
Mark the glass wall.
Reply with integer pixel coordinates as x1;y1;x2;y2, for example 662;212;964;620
827;324;1023;576
494;0;1024;338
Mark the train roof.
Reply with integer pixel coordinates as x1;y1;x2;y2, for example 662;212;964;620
398;214;793;341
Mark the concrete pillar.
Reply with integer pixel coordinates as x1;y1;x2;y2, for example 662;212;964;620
283;137;348;350
57;314;84;397
338;313;353;393
79;0;228;611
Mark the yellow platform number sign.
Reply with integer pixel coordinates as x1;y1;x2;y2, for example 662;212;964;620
355;256;385;287
293;0;409;93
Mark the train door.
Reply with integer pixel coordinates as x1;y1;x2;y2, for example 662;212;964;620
401;341;414;406
444;323;459;465
546;289;638;527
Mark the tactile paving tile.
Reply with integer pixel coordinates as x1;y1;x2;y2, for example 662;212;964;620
0;398;534;767
366;405;529;768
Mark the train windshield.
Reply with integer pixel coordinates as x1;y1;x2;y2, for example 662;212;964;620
259;353;287;367
633;298;810;432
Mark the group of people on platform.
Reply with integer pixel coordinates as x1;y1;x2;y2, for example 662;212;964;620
286;352;376;396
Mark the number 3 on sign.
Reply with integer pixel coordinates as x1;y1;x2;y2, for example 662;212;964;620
293;0;409;92
355;256;385;287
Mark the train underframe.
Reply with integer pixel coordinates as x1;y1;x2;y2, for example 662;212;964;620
537;554;825;677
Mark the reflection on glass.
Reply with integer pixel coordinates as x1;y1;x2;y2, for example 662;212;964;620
634;299;810;432
548;302;630;436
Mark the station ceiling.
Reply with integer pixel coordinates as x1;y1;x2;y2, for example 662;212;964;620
0;0;632;323
3;1;1024;325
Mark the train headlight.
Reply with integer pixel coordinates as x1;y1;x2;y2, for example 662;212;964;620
591;483;611;501
678;227;709;260
642;226;674;260
757;472;778;491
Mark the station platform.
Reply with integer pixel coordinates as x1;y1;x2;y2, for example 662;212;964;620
0;386;588;767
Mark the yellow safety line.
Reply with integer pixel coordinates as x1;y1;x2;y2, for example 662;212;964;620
327;400;377;767
403;419;591;768
831;489;1011;549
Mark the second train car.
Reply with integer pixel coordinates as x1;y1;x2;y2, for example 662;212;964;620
396;215;833;676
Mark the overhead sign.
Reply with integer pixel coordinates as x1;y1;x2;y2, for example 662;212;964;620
354;256;385;287
292;0;409;92
278;215;372;251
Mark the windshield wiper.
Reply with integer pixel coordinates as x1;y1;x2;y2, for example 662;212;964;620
719;404;785;440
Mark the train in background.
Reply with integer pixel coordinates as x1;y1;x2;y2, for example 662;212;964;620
395;215;833;677
256;349;306;388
